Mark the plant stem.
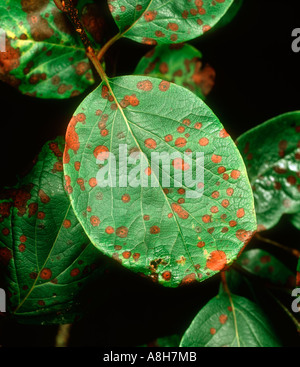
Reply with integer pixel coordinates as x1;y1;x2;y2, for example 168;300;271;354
97;33;122;62
55;323;72;347
53;0;106;81
255;233;300;258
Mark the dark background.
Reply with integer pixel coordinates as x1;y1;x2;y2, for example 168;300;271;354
0;0;300;347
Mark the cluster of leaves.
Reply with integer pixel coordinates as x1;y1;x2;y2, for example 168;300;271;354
0;0;299;347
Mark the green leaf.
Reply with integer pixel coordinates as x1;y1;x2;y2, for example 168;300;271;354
63;75;256;287
134;44;215;100
108;0;234;45
0;0;99;99
297;260;300;287
237;249;296;289
237;111;300;231
179;292;281;347
0;137;107;325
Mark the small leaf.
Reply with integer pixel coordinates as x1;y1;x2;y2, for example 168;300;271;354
134;44;215;100
0;0;101;99
179;292;281;347
63;75;256;287
237;249;296;289
108;0;234;45
0;137;107;325
237;111;300;231
139;334;181;347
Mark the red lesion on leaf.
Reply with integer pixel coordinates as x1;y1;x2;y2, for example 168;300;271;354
219;314;228;324
64;175;73;194
171;203;189;220
28;202;38;218
122;251;131;259
150;225;160;234
144;138;157;149
121;194;131;203
175;137;187;147
0;202;12;220
172;158;190;171
143;10;157;22
167;22;179;31
48;141;63;159
133;253;140;261
142;37;157;46
219;128;229;138
75;61;90;76
18;243;26;252
155;30;165;38
206;250;227;271
64;114;86;164
210;328;216;335
231;170;241;179
40;268;52;280
116;226;128;238
21;0;49;13
158;80;170;92
0;186;32;217
180;273;197;285
137;80;153;91
93;145;110;161
236;229;253;243
162;271;171;280
27;14;54;41
0;39;21;88
0;247;12;266
38;189;50;204
211;154;222;163
236;230;255;258
63;219;71;229
90;215;100;227
70;268;80;277
105;226;114;234
199;137;209;146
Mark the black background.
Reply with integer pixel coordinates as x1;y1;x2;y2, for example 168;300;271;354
0;0;300;347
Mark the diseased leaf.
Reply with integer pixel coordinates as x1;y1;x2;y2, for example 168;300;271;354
180;292;281;347
134;44;215;100
237;249;296;289
139;334;181;347
0;137;107;325
0;0;103;99
108;0;234;45
237;112;300;231
63;75;256;287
